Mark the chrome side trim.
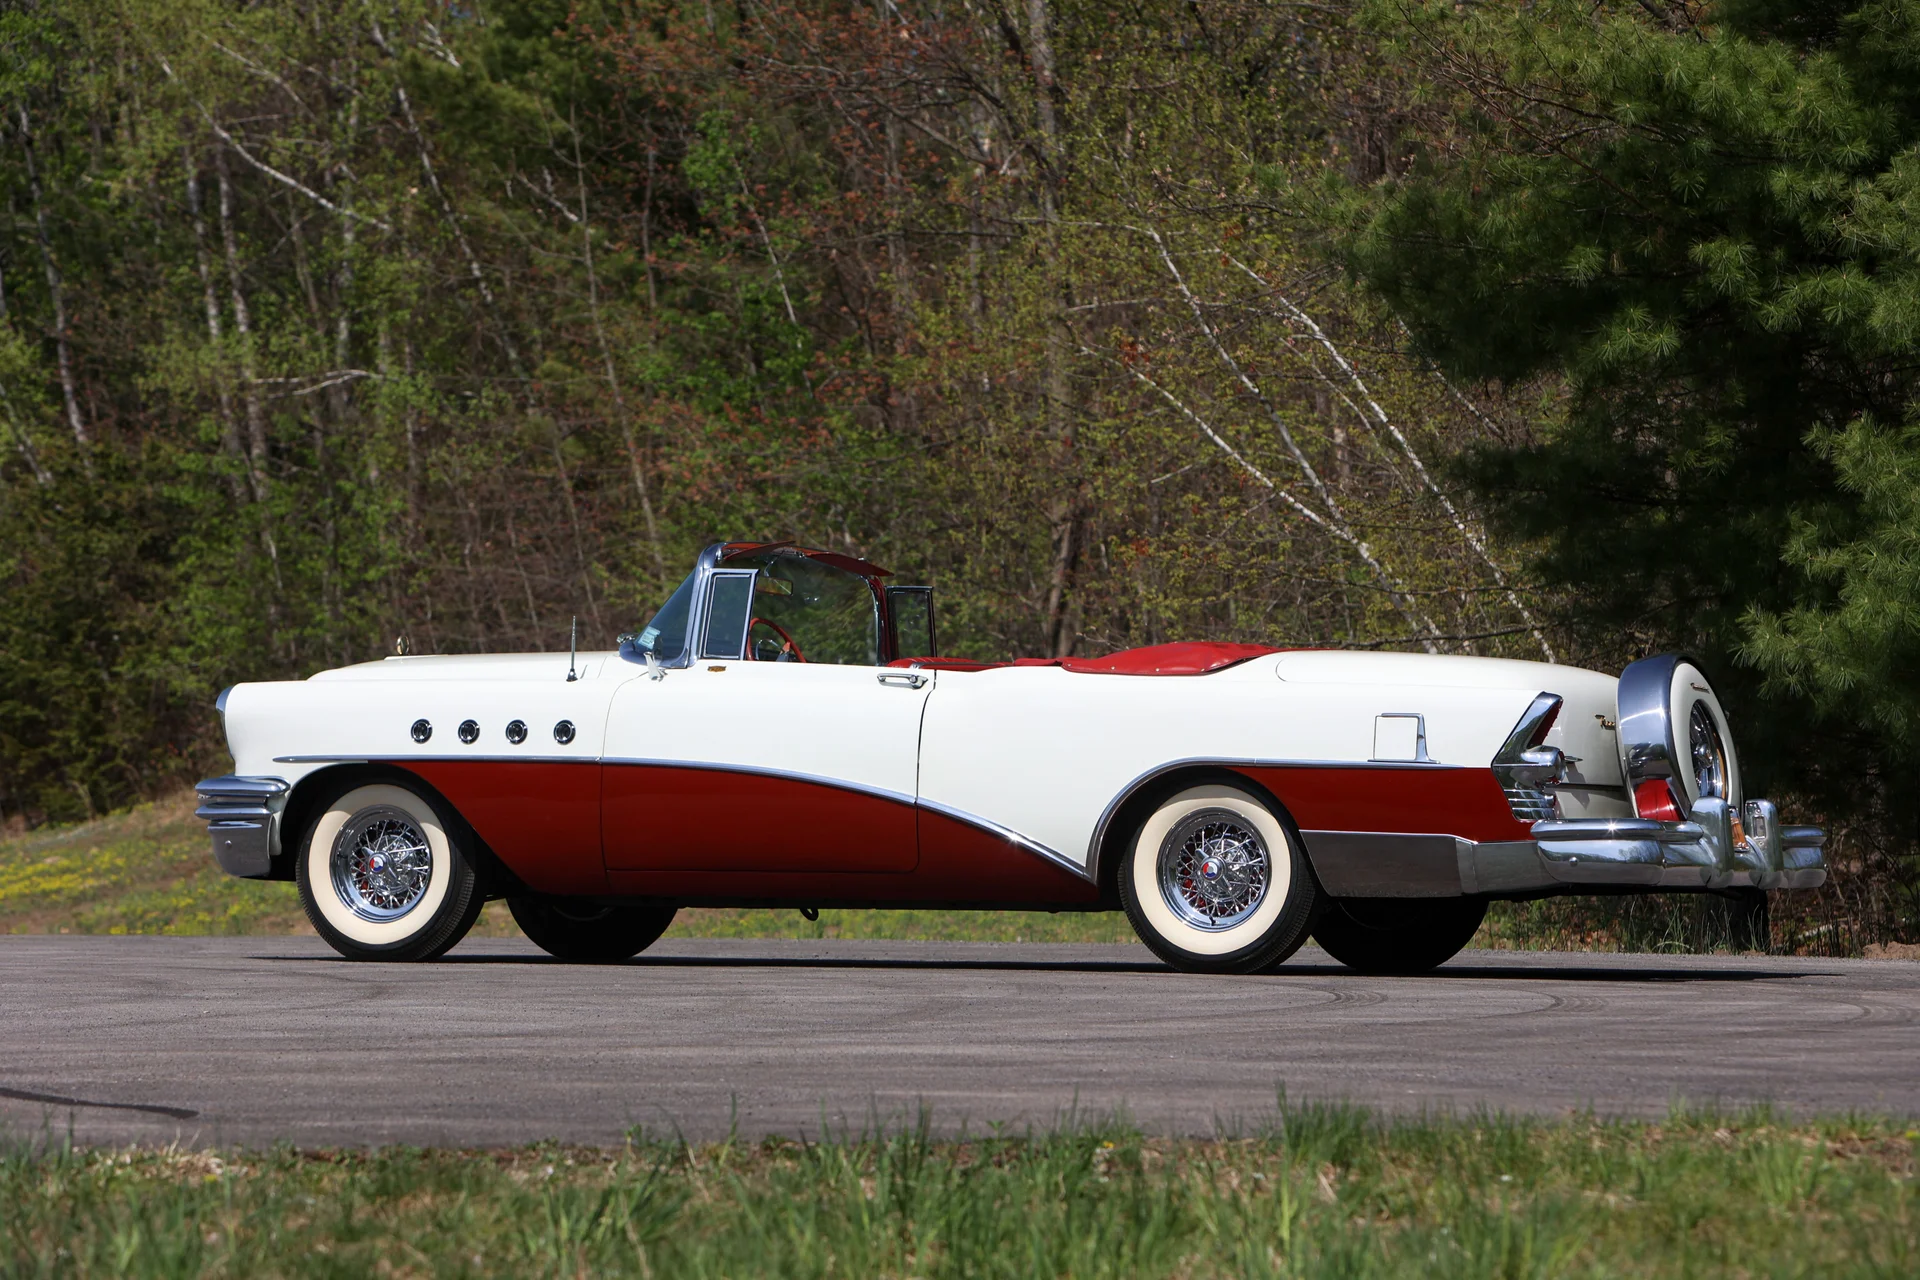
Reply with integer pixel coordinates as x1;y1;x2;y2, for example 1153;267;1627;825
272;755;592;764
1301;831;1466;898
1081;755;1469;888
914;798;1093;883
195;775;290;879
1463;841;1557;895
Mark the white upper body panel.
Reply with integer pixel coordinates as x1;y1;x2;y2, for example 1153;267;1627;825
914;653;1621;868
310;652;614;682
602;659;931;802
1274;651;1625;801
222;647;1627;855
223;652;632;789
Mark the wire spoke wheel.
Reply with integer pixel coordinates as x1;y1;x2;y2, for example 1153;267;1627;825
1157;809;1270;930
1121;783;1318;973
298;781;481;961
331;806;434;922
1688;702;1728;800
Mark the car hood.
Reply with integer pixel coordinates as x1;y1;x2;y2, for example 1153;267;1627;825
308;652;620;682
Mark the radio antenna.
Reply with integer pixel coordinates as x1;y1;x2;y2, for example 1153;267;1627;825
566;616;579;682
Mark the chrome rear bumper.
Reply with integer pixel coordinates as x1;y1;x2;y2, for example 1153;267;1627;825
195;775;289;879
1531;797;1825;892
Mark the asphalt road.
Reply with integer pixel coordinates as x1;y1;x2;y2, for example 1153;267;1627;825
2;936;1915;1148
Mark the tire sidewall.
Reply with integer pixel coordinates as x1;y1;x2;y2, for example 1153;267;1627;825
297;780;472;958
1312;896;1488;974
1668;662;1742;810
1121;783;1314;971
508;895;677;962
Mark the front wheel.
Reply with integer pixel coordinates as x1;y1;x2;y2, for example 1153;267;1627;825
1312;897;1487;974
508;896;677;962
296;781;484;961
1119;784;1321;974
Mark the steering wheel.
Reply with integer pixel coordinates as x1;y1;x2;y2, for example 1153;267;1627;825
748;616;807;663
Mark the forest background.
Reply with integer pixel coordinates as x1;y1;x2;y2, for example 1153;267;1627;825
1;0;1915;949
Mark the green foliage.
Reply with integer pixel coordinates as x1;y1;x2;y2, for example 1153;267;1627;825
2;1109;1915;1276
1744;418;1920;753
0;0;1556;826
1342;0;1920;815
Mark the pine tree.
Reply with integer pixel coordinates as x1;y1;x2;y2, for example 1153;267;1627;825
1344;0;1920;813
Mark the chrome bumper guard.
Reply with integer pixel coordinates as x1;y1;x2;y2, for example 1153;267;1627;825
1531;797;1825;892
195;775;290;879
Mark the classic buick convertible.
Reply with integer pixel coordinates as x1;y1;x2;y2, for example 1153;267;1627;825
198;541;1826;973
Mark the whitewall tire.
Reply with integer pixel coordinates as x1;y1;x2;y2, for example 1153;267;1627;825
1119;784;1320;974
1668;661;1742;810
296;781;483;961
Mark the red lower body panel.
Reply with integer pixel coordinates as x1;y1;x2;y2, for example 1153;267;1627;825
605;805;1098;906
402;760;607;895
1232;765;1531;844
602;764;917;874
394;758;1511;908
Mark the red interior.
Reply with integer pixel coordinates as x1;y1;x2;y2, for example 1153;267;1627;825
889;641;1287;677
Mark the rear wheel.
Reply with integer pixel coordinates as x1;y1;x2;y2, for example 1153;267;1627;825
1312;897;1487;974
296;781;484;961
1119;784;1320;974
508;896;677;962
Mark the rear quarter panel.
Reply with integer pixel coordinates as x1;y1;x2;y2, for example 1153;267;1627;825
915;654;1604;872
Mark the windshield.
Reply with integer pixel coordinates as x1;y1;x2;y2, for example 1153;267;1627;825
729;552;880;665
630;571;695;663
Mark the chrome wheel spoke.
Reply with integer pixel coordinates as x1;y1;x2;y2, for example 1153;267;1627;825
331;809;434;922
1157;811;1271;931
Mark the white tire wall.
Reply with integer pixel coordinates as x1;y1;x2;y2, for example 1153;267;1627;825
1120;783;1318;973
1668;662;1741;810
304;785;453;945
297;781;478;959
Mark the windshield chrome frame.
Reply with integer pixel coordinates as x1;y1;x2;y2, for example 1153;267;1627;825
619;542;727;670
620;541;903;668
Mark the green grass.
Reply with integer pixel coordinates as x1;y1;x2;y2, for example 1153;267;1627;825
0;794;306;937
3;1106;1914;1277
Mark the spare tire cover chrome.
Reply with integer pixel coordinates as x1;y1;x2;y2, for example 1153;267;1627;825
1615;654;1741;810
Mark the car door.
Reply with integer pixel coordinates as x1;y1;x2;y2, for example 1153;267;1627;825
601;658;933;874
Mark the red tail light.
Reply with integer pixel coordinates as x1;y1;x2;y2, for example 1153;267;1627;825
1633;777;1685;822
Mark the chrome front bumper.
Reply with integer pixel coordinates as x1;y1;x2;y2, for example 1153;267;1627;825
195;775;289;879
1531;797;1826;892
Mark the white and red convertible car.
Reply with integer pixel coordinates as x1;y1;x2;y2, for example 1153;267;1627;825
198;541;1825;972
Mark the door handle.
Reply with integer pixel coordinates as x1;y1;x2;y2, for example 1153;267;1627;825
876;671;928;690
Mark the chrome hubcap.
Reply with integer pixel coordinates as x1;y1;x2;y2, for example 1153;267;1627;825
1158;809;1270;930
331;806;433;922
